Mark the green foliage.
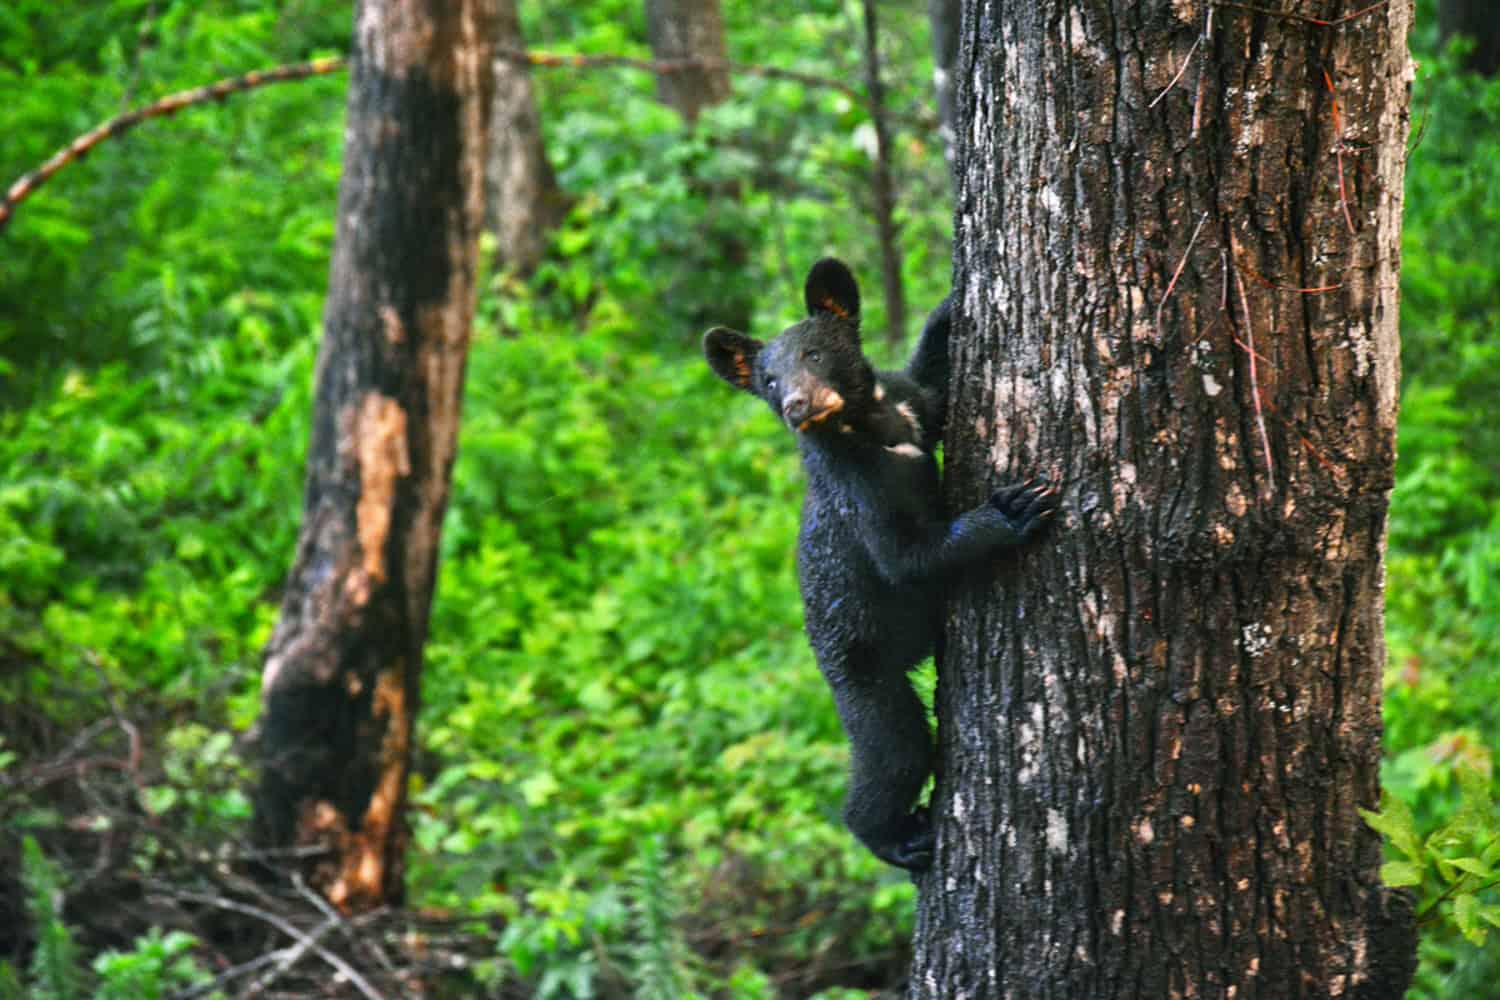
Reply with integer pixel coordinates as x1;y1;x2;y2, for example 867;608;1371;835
93;929;216;1000
518;0;951;357
1374;12;1500;992
629;838;700;999
8;837;215;999
0;962;23;1000
411;317;915;991
1364;774;1500;939
0;0;344;404
139;723;253;830
0;334;311;722
19;837;82;1000
3;0;1498;995
1;0;944;986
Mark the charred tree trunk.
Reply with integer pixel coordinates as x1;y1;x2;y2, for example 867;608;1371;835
912;2;1417;996
252;0;496;912
1439;0;1500;76
644;0;730;122
487;0;566;275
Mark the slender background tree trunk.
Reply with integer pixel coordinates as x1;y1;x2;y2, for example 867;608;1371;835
912;2;1417;996
1439;0;1500;76
860;0;909;350
487;0;566;275
253;0;496;912
643;0;730;122
927;0;960;175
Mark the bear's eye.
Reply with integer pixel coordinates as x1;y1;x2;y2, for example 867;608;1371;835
765;376;778;392
806;350;822;364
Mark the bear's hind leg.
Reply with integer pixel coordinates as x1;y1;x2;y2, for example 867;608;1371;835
831;669;935;871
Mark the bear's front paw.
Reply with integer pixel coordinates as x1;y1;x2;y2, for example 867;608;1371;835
889;808;935;872
989;479;1059;542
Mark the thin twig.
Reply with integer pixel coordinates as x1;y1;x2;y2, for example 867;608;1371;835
499;46;862;100
1231;335;1271;366
1155;210;1211;339
171;890;387;1000
244;915;342;997
1150;33;1203;108
3;48;865;235
217;842;333;864
294;873;400;978
84;649;144;786
169;919;339;1000
1192;6;1214;137
1212;0;1392;27
0;57;347;232
1231;264;1275;479
1416;872;1500;926
169;948;288;999
1323;69;1357;235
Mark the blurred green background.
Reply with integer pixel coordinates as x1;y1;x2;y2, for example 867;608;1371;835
0;1;1495;996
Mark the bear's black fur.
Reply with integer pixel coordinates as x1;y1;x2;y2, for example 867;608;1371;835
704;258;1056;870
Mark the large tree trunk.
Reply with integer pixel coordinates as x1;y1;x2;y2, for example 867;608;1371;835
487;0;566;275
1439;0;1500;76
912;2;1417;996
252;0;495;912
643;0;730;122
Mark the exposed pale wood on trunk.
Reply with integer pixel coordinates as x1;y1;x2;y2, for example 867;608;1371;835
253;0;496;911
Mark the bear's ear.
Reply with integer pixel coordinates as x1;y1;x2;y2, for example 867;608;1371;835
804;258;861;320
703;327;764;391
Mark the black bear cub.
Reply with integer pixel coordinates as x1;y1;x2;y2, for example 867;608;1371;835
704;258;1057;871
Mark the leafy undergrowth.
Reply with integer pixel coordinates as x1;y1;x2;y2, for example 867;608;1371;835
0;291;918;997
2;0;1499;996
1373;12;1500;995
1;1;950;993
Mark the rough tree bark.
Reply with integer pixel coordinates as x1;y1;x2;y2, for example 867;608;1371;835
911;2;1417;997
1439;0;1500;76
487;0;566;275
252;0;496;911
643;0;730;122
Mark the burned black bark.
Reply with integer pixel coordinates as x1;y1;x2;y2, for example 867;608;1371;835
253;0;495;911
912;2;1416;996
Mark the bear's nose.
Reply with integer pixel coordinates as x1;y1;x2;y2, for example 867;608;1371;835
781;391;810;428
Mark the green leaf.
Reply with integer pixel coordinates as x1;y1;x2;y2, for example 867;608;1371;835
1455;893;1488;945
1379;860;1424;888
1479;904;1500;930
520;772;559;808
1361;795;1422;860
1448;857;1493;879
